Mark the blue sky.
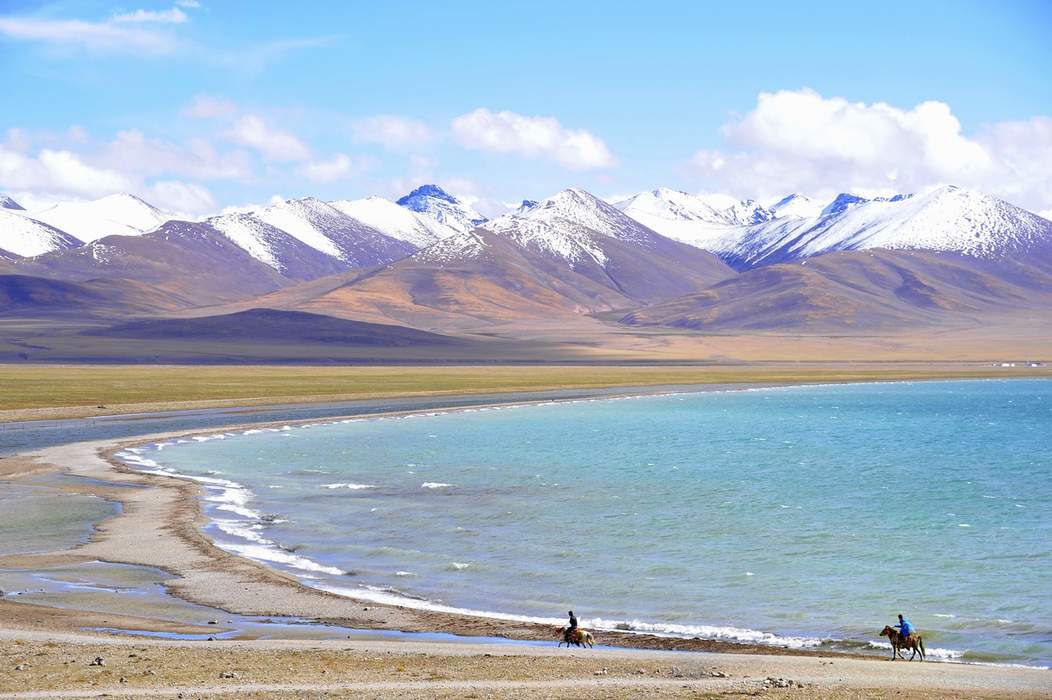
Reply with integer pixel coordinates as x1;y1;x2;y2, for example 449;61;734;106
1;0;1050;216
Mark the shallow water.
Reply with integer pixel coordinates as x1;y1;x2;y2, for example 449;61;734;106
0;483;117;556
123;380;1052;666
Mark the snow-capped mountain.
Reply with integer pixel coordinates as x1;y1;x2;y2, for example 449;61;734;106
724;185;1052;269
511;199;538;216
206;211;349;280
614;188;744;250
484;187;684;263
767;193;825;219
396;185;487;233
1;194;25;211
720;199;774;226
30;193;175;243
0;208;81;258
413;187;734;303
251;197;416;268
326;187;735;326
329;196;458;248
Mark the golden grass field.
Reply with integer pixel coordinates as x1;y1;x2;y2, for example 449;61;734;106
2;363;1049;421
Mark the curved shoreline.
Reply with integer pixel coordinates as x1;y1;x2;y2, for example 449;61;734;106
1;381;1049;668
2;382;875;658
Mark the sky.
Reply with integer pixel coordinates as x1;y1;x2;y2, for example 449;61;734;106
1;0;1051;218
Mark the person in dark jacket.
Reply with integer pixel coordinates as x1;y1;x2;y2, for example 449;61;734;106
563;610;578;644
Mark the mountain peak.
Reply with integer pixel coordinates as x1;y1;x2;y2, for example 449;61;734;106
821;193;869;217
1;194;25;211
395;184;486;233
397;184;458;206
97;192;161;211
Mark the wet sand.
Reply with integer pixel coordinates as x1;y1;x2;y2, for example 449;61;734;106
1;391;1050;698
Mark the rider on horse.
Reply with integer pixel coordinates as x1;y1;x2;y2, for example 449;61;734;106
564;610;578;644
895;614;914;638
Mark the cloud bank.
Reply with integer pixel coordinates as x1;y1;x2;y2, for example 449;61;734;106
451;108;615;170
690;88;1052;213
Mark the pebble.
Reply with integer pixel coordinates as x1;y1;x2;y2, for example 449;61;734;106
14;664;30;671
594;667;609;676
89;657;105;667
219;671;239;679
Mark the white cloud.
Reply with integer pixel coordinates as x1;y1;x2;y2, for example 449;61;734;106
299;154;361;182
451;108;615;170
0;16;178;53
225;115;311;162
0;146;133;198
689;88;1052;213
111;7;189;24
148;180;215;216
104;130;251;180
176;0;201;7
352;115;432;150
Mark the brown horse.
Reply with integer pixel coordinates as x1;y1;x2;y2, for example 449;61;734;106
555;626;595;648
880;625;926;661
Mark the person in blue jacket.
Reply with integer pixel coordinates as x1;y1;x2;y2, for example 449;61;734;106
895;613;914;638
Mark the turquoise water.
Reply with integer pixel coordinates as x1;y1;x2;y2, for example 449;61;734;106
120;380;1052;666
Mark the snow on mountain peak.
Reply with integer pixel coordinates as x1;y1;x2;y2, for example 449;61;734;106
513;199;538;215
0;208;81;257
615;188;753;250
1;194;25;211
395;184;487;233
397;184;458;205
820;193;869;217
768;193;825;219
521;187;648;242
723;184;1052;267
329;196;458;248
29;193;173;243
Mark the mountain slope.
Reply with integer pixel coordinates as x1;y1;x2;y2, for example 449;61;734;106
483;188;735;303
206;211;350;280
87;308;462;346
0;209;82;258
396;185;487;233
1;194;25;210
244;188;737;329
725;186;1052;270
30;193;174;242
14;220;290;309
0;274;184;317
614;188;744;250
252;197;416;266
620;249;1052;332
328;196;458;247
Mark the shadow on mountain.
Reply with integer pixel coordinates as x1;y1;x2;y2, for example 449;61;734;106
85;308;463;346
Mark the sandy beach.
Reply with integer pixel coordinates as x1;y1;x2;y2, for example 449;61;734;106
1;388;1050;699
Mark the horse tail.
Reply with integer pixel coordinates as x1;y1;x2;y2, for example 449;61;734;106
919;636;926;659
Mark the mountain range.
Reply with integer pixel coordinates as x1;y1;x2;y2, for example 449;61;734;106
1;181;1050;362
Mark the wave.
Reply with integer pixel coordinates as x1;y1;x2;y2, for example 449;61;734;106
421;482;451;489
323;483;375;490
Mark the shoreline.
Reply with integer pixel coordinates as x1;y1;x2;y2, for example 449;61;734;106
2;380;1050;698
107;378;1045;666
8;383;854;656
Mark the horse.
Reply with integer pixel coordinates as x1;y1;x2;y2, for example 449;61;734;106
880;625;926;661
555;626;594;648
